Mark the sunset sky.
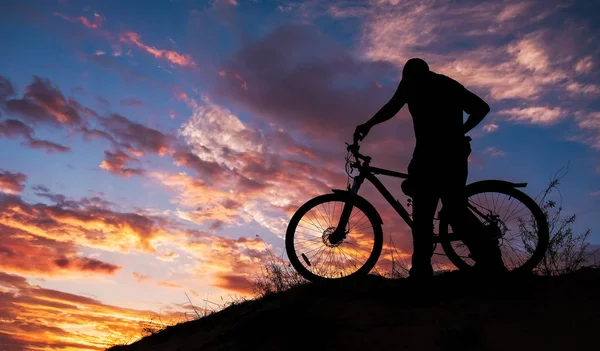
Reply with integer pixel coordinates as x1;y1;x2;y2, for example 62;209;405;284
1;0;599;349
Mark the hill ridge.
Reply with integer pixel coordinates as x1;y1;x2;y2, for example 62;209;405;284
108;268;600;351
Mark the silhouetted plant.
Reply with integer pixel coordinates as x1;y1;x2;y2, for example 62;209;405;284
249;235;308;297
529;165;594;276
139;312;169;337
376;234;410;279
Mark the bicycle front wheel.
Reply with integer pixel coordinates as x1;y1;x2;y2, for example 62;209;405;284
439;181;549;273
285;192;383;282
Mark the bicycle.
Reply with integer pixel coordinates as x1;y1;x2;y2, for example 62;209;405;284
285;139;549;282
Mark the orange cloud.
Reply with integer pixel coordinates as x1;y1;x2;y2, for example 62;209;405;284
119;31;196;67
132;272;151;283
212;274;253;295
0;192;171;254
54;12;103;29
181;234;272;294
157;281;184;289
0;272;187;351
99;149;144;177
131;272;185;289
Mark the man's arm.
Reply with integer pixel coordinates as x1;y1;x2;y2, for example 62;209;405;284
461;86;490;134
365;81;407;128
354;81;407;141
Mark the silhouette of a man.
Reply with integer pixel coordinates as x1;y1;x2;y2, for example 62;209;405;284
355;58;503;278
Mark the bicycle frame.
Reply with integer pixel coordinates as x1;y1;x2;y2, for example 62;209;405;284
330;143;507;245
353;165;414;227
330;155;415;245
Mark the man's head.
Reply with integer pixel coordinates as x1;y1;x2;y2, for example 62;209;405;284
402;58;429;83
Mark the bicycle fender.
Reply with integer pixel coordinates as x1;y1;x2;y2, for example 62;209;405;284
331;189;384;225
467;180;527;189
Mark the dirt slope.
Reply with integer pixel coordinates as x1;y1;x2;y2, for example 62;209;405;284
108;268;600;351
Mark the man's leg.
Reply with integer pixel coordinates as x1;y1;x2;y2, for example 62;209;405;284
409;173;439;278
440;182;488;264
441;154;505;272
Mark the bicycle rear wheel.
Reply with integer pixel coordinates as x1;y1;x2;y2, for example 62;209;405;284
285;192;383;282
438;181;549;273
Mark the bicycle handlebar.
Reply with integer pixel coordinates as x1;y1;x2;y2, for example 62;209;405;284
346;141;371;163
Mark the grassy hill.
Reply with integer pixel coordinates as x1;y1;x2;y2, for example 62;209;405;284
107;268;600;351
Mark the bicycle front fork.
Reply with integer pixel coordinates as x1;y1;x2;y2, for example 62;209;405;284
329;176;364;244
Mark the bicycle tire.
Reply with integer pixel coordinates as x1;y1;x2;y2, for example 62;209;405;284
285;192;383;282
438;181;549;273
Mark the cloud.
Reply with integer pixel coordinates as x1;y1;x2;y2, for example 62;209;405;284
0;272;172;351
181;234;270;293
161;96;412;242
0;75;15;99
0;75;182;163
577;112;600;130
120;97;145;107
99;149;145;177
482;146;506;157
211;273;253;295
171;149;228;180
119;31;197;67
132;272;151;282
506;32;550;73
497;107;566;125
0;169;27;195
0;117;71;153
157;281;184;289
178;95;263;167
25;138;71;153
575;56;593;73
482;123;499;133
0;192;171;254
99;113;175;155
55;10;195;72
0;118;34;138
131;272;184;289
0;224;120;276
54;12;103;29
81;126;117;144
573;111;600;150
212;23;396;139
81;50;150;83
345;0;599;141
566;82;600;96
151;172;248;225
156;96;352;232
0;75;84;127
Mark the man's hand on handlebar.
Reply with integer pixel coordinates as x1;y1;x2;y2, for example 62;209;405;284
354;123;371;143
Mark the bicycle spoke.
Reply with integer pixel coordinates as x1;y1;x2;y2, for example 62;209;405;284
445;188;543;271
291;197;378;279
